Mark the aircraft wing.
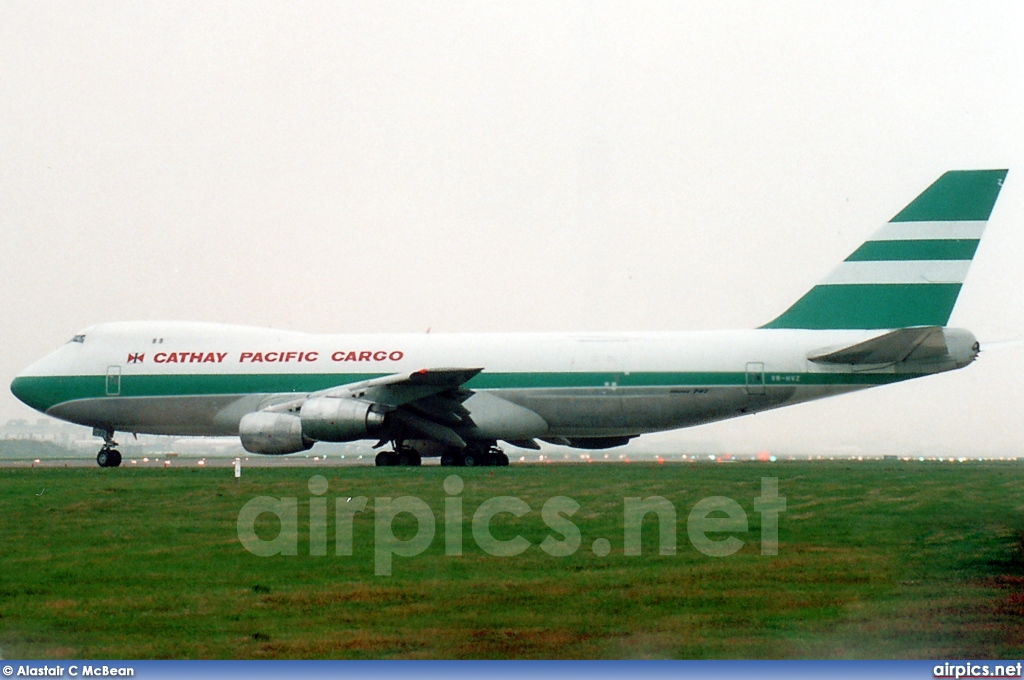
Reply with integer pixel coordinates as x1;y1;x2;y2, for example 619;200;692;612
259;367;483;448
809;326;948;365
315;367;483;406
264;367;482;412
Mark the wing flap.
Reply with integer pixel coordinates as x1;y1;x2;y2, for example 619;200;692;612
390;410;466;448
505;438;541;450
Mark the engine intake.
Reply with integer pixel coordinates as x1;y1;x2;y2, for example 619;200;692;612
239;412;312;455
300;397;386;442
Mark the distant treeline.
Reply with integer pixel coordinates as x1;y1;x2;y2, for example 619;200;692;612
0;439;77;459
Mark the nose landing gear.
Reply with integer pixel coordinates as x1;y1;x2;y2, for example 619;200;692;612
97;448;122;467
95;429;122;468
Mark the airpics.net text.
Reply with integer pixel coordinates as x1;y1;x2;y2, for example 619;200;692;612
236;476;786;576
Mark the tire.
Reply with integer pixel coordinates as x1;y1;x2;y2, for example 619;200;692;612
398;450;421;467
109;450;122;467
96;450;110;467
375;451;394;467
496;452;509;466
463;452;478;467
440;453;459;467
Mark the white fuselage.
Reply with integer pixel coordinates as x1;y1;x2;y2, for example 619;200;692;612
10;321;977;448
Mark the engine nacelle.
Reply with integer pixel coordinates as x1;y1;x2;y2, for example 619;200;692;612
300;397;386;442
239;411;313;455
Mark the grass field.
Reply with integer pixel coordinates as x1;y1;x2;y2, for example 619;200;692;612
2;461;1024;659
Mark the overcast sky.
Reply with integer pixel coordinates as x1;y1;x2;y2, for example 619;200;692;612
2;2;1022;456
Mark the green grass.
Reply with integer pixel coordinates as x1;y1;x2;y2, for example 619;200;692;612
2;462;1024;658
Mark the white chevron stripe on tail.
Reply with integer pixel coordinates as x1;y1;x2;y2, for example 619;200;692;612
869;220;986;241
821;260;972;285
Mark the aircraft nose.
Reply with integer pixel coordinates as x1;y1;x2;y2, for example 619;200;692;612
10;374;50;413
11;375;30;406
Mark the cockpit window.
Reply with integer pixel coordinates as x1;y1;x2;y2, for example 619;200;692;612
70;334;86;344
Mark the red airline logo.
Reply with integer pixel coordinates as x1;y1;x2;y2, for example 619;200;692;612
154;352;228;364
122;350;407;364
239;351;318;363
331;350;404;362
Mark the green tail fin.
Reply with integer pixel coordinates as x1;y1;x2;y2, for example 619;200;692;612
763;169;1007;330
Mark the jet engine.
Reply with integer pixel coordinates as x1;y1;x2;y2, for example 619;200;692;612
299;397;387;442
239;412;313;455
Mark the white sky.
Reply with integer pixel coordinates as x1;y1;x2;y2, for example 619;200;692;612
2;2;1022;456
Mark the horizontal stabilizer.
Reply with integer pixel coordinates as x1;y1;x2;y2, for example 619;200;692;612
809;326;948;365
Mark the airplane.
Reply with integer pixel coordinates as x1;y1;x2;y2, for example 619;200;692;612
10;169;1007;468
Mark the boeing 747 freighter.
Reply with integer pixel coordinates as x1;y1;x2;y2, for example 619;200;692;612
10;170;1007;467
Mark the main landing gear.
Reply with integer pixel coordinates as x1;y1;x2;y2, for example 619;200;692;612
95;429;122;468
374;444;422;467
441;443;509;467
373;441;510;467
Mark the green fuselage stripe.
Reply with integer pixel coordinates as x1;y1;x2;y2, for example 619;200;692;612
845;239;979;262
12;371;919;413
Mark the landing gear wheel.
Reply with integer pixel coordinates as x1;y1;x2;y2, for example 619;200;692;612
463;452;479;467
440;453;461;467
375;451;399;467
96;429;121;468
398;450;421;466
97;449;121;468
495;451;509;467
